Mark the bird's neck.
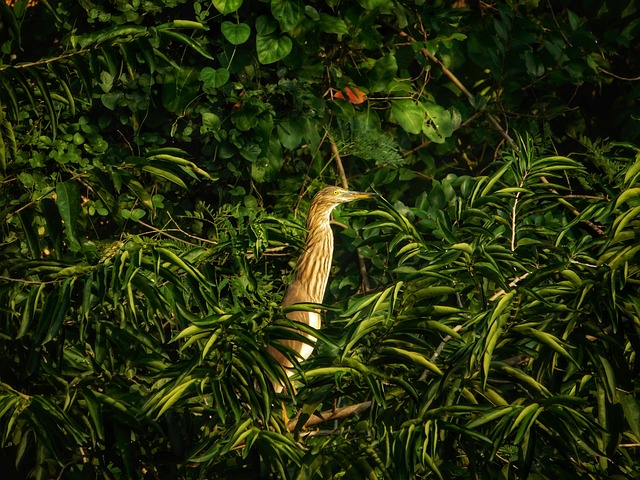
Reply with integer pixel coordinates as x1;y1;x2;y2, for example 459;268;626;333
294;210;334;303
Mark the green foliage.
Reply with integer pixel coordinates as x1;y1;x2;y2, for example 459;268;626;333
1;0;639;478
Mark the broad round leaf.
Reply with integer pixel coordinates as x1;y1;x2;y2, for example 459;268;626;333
271;0;303;32
256;34;292;65
358;0;393;10
319;13;348;35
199;67;230;88
391;99;423;134
277;117;303;150
368;54;397;93
422;102;453;143
212;0;243;14
255;15;277;36
221;21;251;45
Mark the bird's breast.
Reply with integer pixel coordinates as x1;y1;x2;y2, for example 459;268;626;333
298;311;320;360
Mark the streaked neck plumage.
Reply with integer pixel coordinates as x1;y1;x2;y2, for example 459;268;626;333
293;202;335;303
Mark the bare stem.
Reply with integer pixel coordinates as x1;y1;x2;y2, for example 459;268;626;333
489;272;530;301
420;325;463;380
0;49;91;71
511;191;520;252
540;176;605;236
287;400;372;431
329;136;349;189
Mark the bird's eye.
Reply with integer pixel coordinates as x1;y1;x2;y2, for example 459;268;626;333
333;189;339;195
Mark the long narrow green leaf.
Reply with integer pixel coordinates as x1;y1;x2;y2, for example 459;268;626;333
159;29;214;60
28;68;58;137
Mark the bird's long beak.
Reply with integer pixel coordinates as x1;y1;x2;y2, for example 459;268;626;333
345;191;379;201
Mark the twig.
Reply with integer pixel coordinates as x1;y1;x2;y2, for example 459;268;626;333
511;191;521;252
287;400;372;431
137;219;198;246
0;49;91;71
564;194;607;200
166;212;219;245
246;245;291;259
598;68;640;82
0;275;60;285
540;176;605;236
329;136;349;189
420;325;463;381
489;272;530;301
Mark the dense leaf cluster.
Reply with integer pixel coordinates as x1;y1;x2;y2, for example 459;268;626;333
0;0;639;478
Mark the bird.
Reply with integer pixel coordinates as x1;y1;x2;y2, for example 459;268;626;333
268;186;378;390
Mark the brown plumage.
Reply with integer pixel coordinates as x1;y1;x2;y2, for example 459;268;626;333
268;187;378;387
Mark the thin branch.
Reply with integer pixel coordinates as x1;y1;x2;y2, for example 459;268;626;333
287;400;372;431
166;212;219;245
246;245;291;259
489;272;530;301
329;135;349;189
511;191;520;252
540;176;605;236
0;275;60;285
598;68;640;82
137;219;198;246
420;325;463;381
0;49;91;71
564;194;607;200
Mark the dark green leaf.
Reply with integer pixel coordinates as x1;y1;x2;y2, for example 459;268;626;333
391;99;423;134
256;33;292;64
221;21;251;45
271;0;303;32
55;179;81;251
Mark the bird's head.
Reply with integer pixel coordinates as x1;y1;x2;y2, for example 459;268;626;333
311;186;379;210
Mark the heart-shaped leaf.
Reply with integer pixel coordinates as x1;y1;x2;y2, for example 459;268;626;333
221;21;251;45
271;0;303;32
256;34;292;64
212;0;243;15
199;67;230;88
